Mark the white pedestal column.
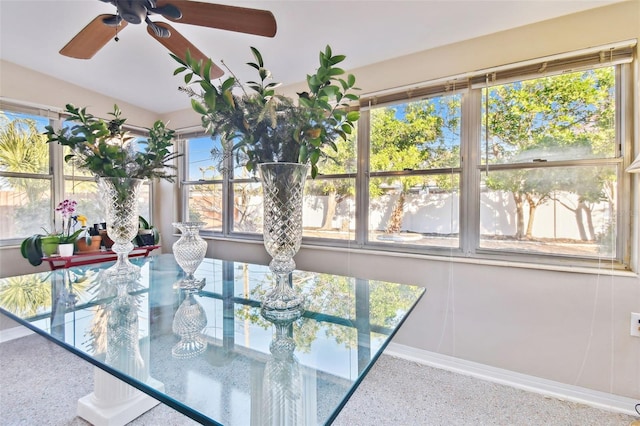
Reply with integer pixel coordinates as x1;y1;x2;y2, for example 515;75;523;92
77;367;164;426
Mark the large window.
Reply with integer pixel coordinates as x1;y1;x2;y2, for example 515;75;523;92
182;133;358;242
180;43;636;269
479;68;618;258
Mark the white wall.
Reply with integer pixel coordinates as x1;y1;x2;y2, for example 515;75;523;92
1;0;639;402
0;60;159;127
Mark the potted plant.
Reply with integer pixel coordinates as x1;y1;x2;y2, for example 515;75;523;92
20;200;84;265
21;232;66;265
75;214;102;252
172;45;360;318
55;199;84;257
44;105;180;272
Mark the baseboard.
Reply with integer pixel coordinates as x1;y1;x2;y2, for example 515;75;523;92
385;342;640;418
0;325;33;343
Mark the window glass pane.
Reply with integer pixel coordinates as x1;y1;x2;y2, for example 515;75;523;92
369;174;460;248
304;177;355;240
63;146;92;177
479;165;617;257
0;111;49;175
0;176;51;239
315;133;357;175
187;136;224;181
232;181;262;233
370;95;461;173
482;67;616;165
187;183;223;232
138;183;151;224
65;180;101;227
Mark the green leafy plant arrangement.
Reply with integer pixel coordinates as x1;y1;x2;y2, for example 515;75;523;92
44;104;179;182
172;45;360;178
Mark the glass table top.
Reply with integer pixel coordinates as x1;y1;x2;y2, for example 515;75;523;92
0;254;424;425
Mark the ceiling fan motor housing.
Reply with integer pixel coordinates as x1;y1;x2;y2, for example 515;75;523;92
114;0;156;25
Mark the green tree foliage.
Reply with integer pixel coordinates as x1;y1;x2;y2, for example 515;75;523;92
0;275;50;317
0;113;51;235
370;98;460;233
484;67;615;240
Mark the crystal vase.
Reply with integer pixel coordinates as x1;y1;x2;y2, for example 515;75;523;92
259;162;308;321
98;177;143;277
172;222;207;290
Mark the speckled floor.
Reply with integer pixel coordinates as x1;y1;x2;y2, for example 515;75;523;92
1;331;636;426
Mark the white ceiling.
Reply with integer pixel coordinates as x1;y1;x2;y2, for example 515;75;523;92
0;0;622;115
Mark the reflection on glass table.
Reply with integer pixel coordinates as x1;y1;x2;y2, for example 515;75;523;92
0;254;424;426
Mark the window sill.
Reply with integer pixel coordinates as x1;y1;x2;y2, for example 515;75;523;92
199;234;638;278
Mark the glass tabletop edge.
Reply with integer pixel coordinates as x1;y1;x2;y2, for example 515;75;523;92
322;287;426;425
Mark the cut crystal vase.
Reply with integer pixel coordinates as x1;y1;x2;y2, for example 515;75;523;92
98;177;143;277
172;222;207;290
259;162;308;322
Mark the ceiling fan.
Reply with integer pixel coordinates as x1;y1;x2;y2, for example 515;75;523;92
59;0;277;78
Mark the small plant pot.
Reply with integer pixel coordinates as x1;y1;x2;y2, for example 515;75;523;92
99;230;114;249
136;229;155;246
58;243;75;257
41;236;60;257
77;235;102;252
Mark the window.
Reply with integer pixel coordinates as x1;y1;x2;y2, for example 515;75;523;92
183;135;225;232
179;42;636;269
479;68;618;258
182;132;358;241
0;104;154;244
0;110;52;240
367;93;461;249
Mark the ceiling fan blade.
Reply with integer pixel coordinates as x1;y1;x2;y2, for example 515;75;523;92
60;14;128;59
147;22;224;78
150;3;182;20
155;0;276;37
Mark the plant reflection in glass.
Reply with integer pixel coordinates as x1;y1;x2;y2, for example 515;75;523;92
240;271;424;352
0;268;93;318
